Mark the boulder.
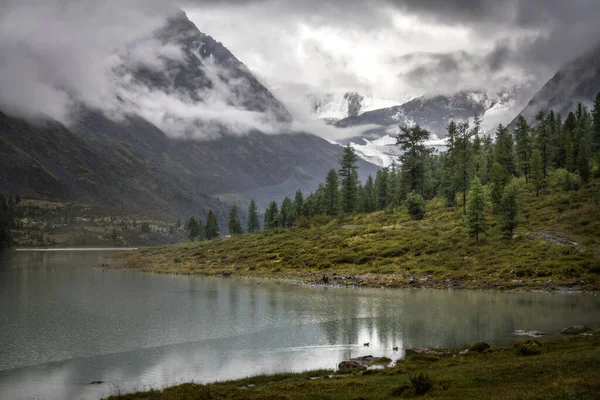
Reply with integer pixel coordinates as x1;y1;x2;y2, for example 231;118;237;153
561;325;591;335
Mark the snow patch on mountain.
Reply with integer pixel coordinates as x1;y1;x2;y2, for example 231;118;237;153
307;91;409;121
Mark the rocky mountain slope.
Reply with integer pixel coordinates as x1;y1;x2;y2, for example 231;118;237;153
0;12;377;218
511;44;600;126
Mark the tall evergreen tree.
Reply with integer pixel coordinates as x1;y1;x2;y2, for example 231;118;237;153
228;203;243;235
361;175;375;213
514;116;532;182
205;210;220;240
374;168;389;210
457;121;474;213
293;190;304;219
466;177;487;244
280;197;295;228
324;169;340;216
494;124;516;176
338;145;359;214
593;92;600;154
247;199;260;233
185;216;200;241
396;125;432;195
535;110;550;178
531;149;544;196
490;162;510;210
264;201;279;229
500;180;519;239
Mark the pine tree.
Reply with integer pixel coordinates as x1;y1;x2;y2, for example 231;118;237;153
500;180;519;239
466;177;487;244
324;169;340;216
280;197;295;228
578;135;591;183
396;125;432;195
531;149;544;196
361;175;375;213
374;168;389;210
185;216;199;241
228;203;243;235
574;104;592;183
247;200;260;233
535;110;550;178
494;124;516;176
457;121;474;213
205;210;220;240
293;190;304;219
264;201;279;229
593;92;600;154
338;145;359;214
514;116;532;182
564;112;577;171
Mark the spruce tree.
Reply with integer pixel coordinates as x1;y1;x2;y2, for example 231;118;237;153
593;92;600;154
264;201;279;229
535;110;550;178
247;200;260;233
324;169;340;216
396;125;432;195
466;177;487;244
205;210;220;240
338;145;359;214
514;116;532;182
494;124;516;176
293;190;304;219
457;121;474;213
186;216;199;241
374;168;389;210
280;197;295;228
531;149;544;196
228;203;243;235
500;180;519;239
564;112;577;171
362;175;375;213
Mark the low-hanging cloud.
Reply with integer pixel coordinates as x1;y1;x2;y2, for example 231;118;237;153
1;0;600;140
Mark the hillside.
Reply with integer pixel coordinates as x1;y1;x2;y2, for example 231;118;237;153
114;173;600;291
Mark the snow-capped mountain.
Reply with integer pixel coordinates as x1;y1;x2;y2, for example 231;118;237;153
330;88;533;167
307;91;407;121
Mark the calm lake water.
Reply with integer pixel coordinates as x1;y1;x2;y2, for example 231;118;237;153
1;250;599;400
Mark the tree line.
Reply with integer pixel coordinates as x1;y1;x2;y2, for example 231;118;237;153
0;194;20;248
184;93;600;243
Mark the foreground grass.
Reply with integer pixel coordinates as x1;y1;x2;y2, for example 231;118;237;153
113;177;600;291
106;333;600;399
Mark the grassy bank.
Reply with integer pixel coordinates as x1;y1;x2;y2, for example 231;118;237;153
113;177;600;291
106;333;600;399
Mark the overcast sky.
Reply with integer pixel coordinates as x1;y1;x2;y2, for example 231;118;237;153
1;0;599;136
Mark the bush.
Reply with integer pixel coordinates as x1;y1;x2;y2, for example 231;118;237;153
515;339;543;356
406;191;427;220
469;342;491;353
296;217;311;229
552;169;582;191
410;372;434;396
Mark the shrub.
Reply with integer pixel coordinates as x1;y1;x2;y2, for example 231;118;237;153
406;191;427;220
515;339;543;356
469;342;491;353
410;372;434;396
552;169;582;191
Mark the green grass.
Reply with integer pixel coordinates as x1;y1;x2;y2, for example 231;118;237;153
106;333;600;399
113;175;600;291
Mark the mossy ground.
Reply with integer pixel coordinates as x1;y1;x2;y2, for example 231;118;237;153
113;177;600;291
106;333;600;399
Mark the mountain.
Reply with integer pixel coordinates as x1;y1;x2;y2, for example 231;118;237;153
332;88;532;167
0;12;377;218
511;44;600;126
307;92;406;122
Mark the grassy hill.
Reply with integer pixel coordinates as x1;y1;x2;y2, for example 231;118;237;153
114;173;600;291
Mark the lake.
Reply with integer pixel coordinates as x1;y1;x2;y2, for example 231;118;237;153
1;250;599;399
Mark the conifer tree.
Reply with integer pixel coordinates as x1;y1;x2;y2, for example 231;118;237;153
563;112;577;171
494;124;516;176
374;168;389;210
293;190;304;219
205;210;220;240
500;180;519;239
396;125;432;195
361;175;375;213
324;169;340;216
531;149;544;196
457;121;474;213
228;203;243;235
593;92;600;154
264;201;279;229
466;177;487;244
514;116;532;182
247;200;260;233
535;110;550;178
280;197;295;228
338;145;359;214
